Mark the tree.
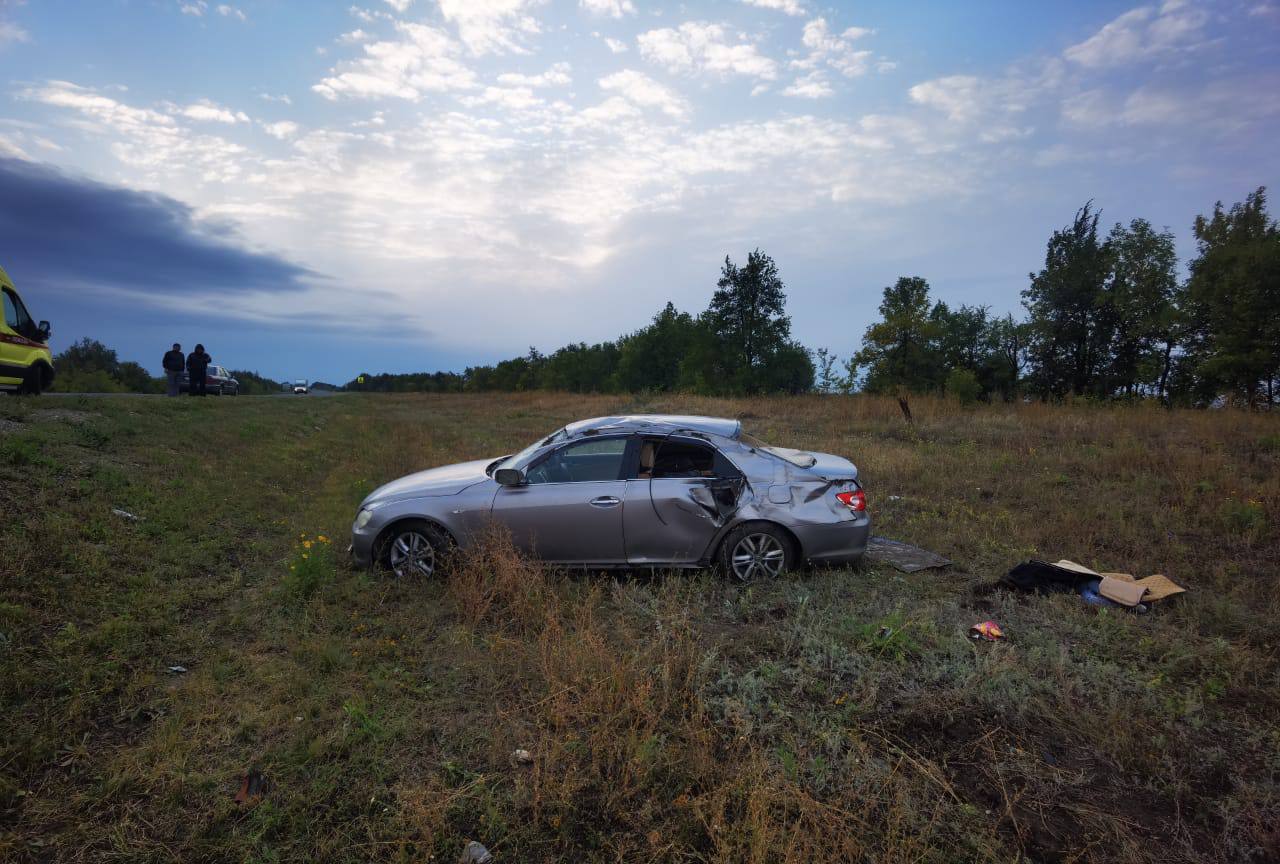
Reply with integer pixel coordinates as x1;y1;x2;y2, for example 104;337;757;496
614;302;700;392
852;276;944;394
813;348;841;393
985;313;1029;400
1182;187;1280;407
704;250;800;393
1023;203;1113;399
1103;219;1179;398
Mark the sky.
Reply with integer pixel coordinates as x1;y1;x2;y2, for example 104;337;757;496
0;0;1277;383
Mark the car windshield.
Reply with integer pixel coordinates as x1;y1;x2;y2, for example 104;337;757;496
496;427;568;473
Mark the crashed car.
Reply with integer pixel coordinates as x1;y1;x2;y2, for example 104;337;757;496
350;414;869;581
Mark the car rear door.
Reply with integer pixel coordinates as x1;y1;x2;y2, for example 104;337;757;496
623;437;739;565
490;436;631;564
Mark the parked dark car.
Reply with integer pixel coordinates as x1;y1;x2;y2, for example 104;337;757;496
179;364;240;396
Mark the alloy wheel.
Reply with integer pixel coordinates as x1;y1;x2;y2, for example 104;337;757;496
730;532;786;581
388;530;436;579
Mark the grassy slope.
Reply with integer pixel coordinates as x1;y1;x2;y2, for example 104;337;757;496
1;393;1277;863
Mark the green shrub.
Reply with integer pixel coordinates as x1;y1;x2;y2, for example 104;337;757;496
945;368;982;405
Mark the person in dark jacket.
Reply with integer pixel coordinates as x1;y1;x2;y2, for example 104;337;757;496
162;343;185;397
186;343;211;396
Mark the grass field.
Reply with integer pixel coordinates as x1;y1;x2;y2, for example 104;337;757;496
1;392;1278;863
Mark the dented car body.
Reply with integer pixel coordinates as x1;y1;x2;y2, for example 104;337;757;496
350;415;869;580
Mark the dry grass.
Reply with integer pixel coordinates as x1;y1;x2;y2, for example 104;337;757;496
1;391;1278;862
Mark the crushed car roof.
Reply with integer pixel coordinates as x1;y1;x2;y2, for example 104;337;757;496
564;414;742;440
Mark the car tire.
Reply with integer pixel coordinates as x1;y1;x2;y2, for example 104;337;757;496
718;522;796;583
18;365;44;396
377;519;452;580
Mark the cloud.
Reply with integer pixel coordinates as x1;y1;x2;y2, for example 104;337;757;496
495;61;571;88
313;22;477;101
782;71;832;99
216;4;246;21
180;99;250;124
180;1;207;16
580;0;634;18
603;36;627;53
0;157;311;300
384;0;412;11
0;20;28;47
792;18;875;76
740;0;804;16
597;69;689;118
638;21;778;80
437;0;542;55
1063;1;1209;68
261;120;300;139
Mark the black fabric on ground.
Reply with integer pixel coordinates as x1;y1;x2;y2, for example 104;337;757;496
1002;560;1098;594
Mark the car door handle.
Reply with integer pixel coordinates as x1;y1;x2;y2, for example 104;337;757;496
589;496;621;508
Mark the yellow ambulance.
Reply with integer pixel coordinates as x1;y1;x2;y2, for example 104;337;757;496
0;265;54;395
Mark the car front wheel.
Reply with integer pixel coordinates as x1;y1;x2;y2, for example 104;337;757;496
719;522;795;582
379;520;451;579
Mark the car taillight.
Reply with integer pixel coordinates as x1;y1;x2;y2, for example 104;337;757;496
836;490;866;512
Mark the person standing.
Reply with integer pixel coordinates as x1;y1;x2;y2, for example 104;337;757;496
186;343;211;397
162;342;185;397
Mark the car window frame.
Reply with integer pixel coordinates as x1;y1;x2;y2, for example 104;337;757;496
522;434;636;486
628;434;737;482
1;290;17;330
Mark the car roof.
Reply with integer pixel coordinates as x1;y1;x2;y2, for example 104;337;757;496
563;415;741;440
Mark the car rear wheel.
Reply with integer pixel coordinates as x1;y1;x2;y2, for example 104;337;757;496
719;522;795;582
380;519;451;579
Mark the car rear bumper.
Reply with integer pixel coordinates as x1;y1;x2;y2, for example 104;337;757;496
794;516;871;566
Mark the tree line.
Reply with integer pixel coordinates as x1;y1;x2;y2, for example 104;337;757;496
847;187;1278;407
50;187;1277;407
351;187;1278;407
347;249;814;396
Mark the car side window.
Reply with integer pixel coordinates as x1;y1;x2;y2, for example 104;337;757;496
637;438;731;479
526;438;628;484
2;292;17;329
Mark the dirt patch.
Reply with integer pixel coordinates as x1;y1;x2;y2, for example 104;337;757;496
0;418;21;433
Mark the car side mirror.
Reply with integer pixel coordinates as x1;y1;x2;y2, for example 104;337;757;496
37;320;51;341
494;468;526;487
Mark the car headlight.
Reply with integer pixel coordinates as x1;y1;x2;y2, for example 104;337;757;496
353;507;375;530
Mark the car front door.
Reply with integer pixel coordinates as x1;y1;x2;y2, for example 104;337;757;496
490;436;631;564
0;290;23;387
623;437;742;566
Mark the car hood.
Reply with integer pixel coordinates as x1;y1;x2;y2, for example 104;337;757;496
363;458;495;505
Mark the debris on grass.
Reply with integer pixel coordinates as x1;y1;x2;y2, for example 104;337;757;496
111;508;139;522
866;536;951;572
1003;559;1184;610
166;665;187;674
512;748;533;764
969;620;1005;641
234;769;268;808
459;840;494;863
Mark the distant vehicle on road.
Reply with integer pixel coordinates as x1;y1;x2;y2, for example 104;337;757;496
180;365;240;396
350;414;869;581
293;379;308;394
0;265;54;395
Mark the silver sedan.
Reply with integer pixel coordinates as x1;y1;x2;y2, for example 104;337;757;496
350;414;870;581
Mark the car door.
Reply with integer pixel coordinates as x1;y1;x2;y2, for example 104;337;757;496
624;437;742;565
0;290;23;388
490;436;631;564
